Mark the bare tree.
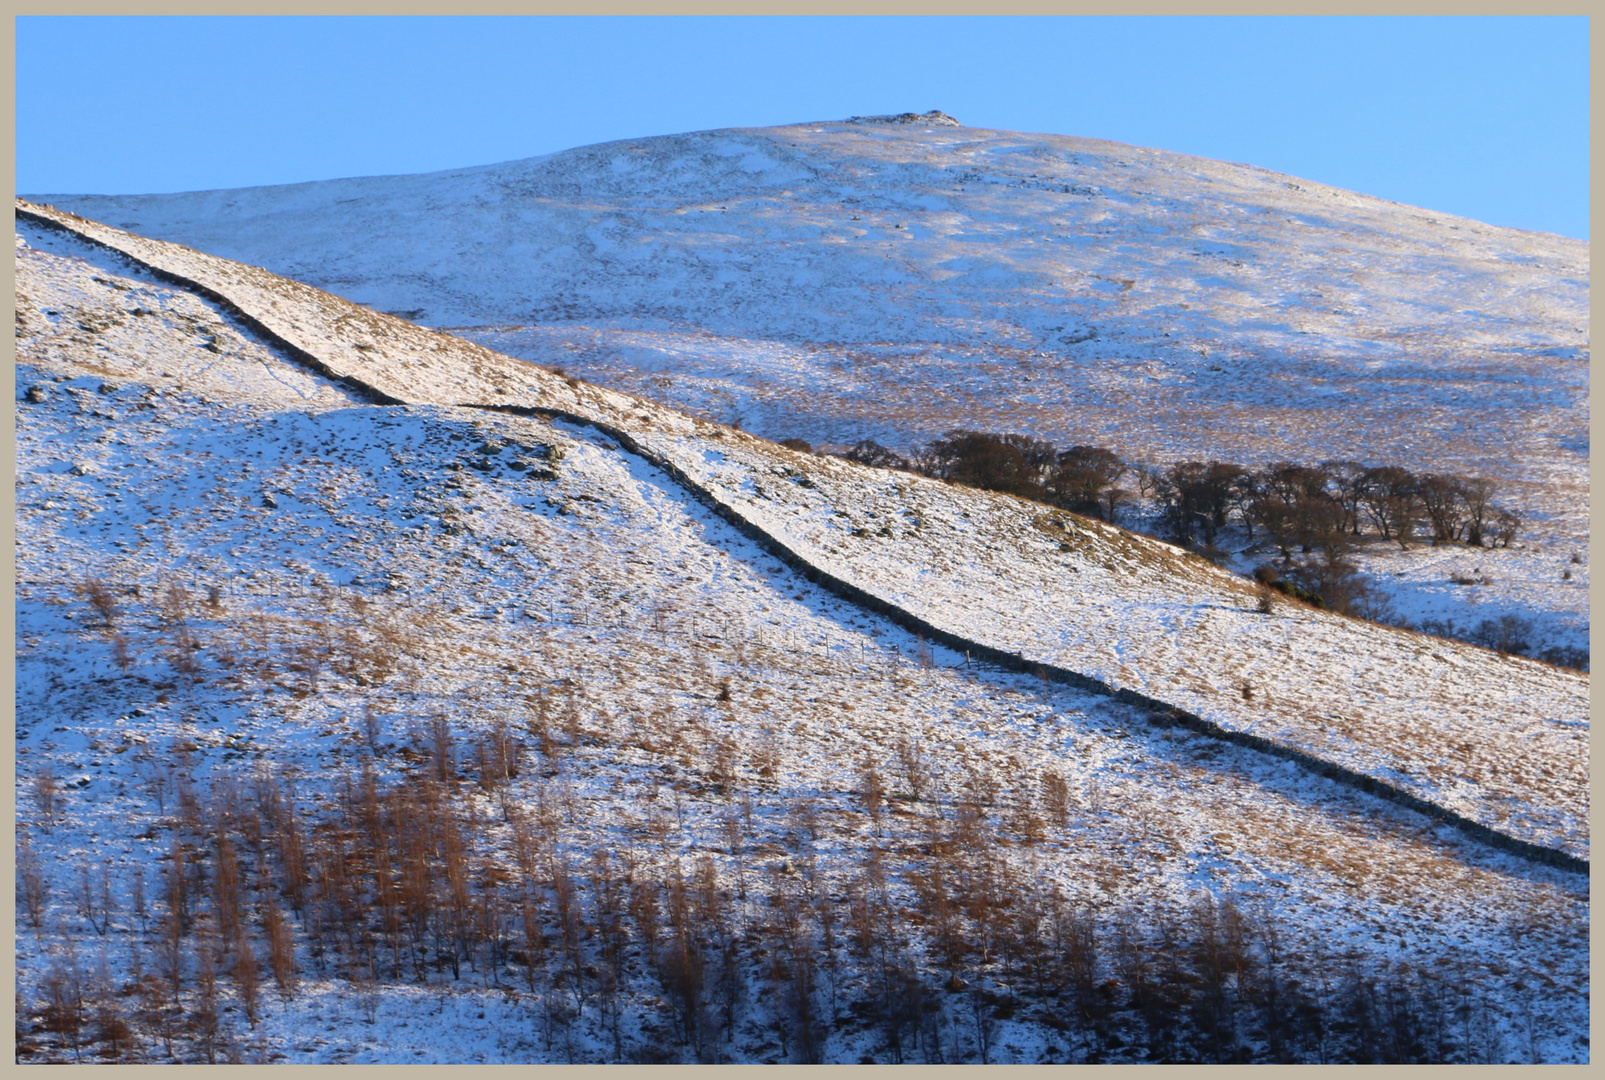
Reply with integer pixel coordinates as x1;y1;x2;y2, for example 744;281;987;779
1417;474;1468;545
1358;465;1418;547
1458;477;1498;547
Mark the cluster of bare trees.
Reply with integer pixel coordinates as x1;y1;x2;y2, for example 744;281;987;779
829;434;1585;666
1141;460;1517;556
841;434;1129;523
830;432;1542;630
835;432;1517;556
19;728;1526;1063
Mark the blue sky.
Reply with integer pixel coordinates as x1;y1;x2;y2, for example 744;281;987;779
16;16;1590;238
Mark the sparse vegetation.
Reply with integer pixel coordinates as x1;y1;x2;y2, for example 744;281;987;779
17;747;1548;1063
14;204;1584;1065
833;432;1522;557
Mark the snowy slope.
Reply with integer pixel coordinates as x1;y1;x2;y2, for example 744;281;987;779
13;224;1590;1064
29;117;1588;655
29;117;1587;506
18;201;1588;867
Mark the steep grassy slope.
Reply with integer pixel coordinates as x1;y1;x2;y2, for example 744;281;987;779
13;224;1590;1064
18;201;1588;866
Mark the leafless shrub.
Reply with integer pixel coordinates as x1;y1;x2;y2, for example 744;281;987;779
75;859;115;936
1491;509;1521;548
562;682;585;747
112;635;134;674
353;959;380;1025
159;581;191;626
895;737;929;803
428;712;455;784
194;937;220;1063
76;576;117;629
32;764;60;828
362;702;384;752
38;939;88;1062
752;727;782;782
529;693;560;766
264;898;296;1001
1010;781;1046;843
213;835;242;948
155;899;184;1010
90;953;135;1062
857;762;886;836
1469;614;1536;657
143;761;170;815
291;640;324;694
18;830;50;928
234;930;261;1027
710;736;739;794
1041;772;1071;830
791;793;821;847
964;762;1000;809
168;624;203;680
475;715;519;791
130;865;147;934
719;805;745;861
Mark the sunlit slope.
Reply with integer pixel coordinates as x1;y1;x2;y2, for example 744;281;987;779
19;200;1588;865
16;230;1589;1062
30;118;1588;499
659;434;1589;860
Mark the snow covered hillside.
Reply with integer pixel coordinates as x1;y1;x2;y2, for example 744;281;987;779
19;200;1588;865
29;115;1589;654
13;209;1589;1063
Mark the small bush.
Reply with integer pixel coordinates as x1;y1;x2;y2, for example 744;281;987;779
1041;772;1070;829
17;831;49;927
1269;578;1324;609
76;577;116;629
840;440;910;471
1468;614;1535;657
32;765;59;828
1538;645;1588;672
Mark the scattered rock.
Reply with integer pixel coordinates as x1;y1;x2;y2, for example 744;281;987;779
848;110;961;126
